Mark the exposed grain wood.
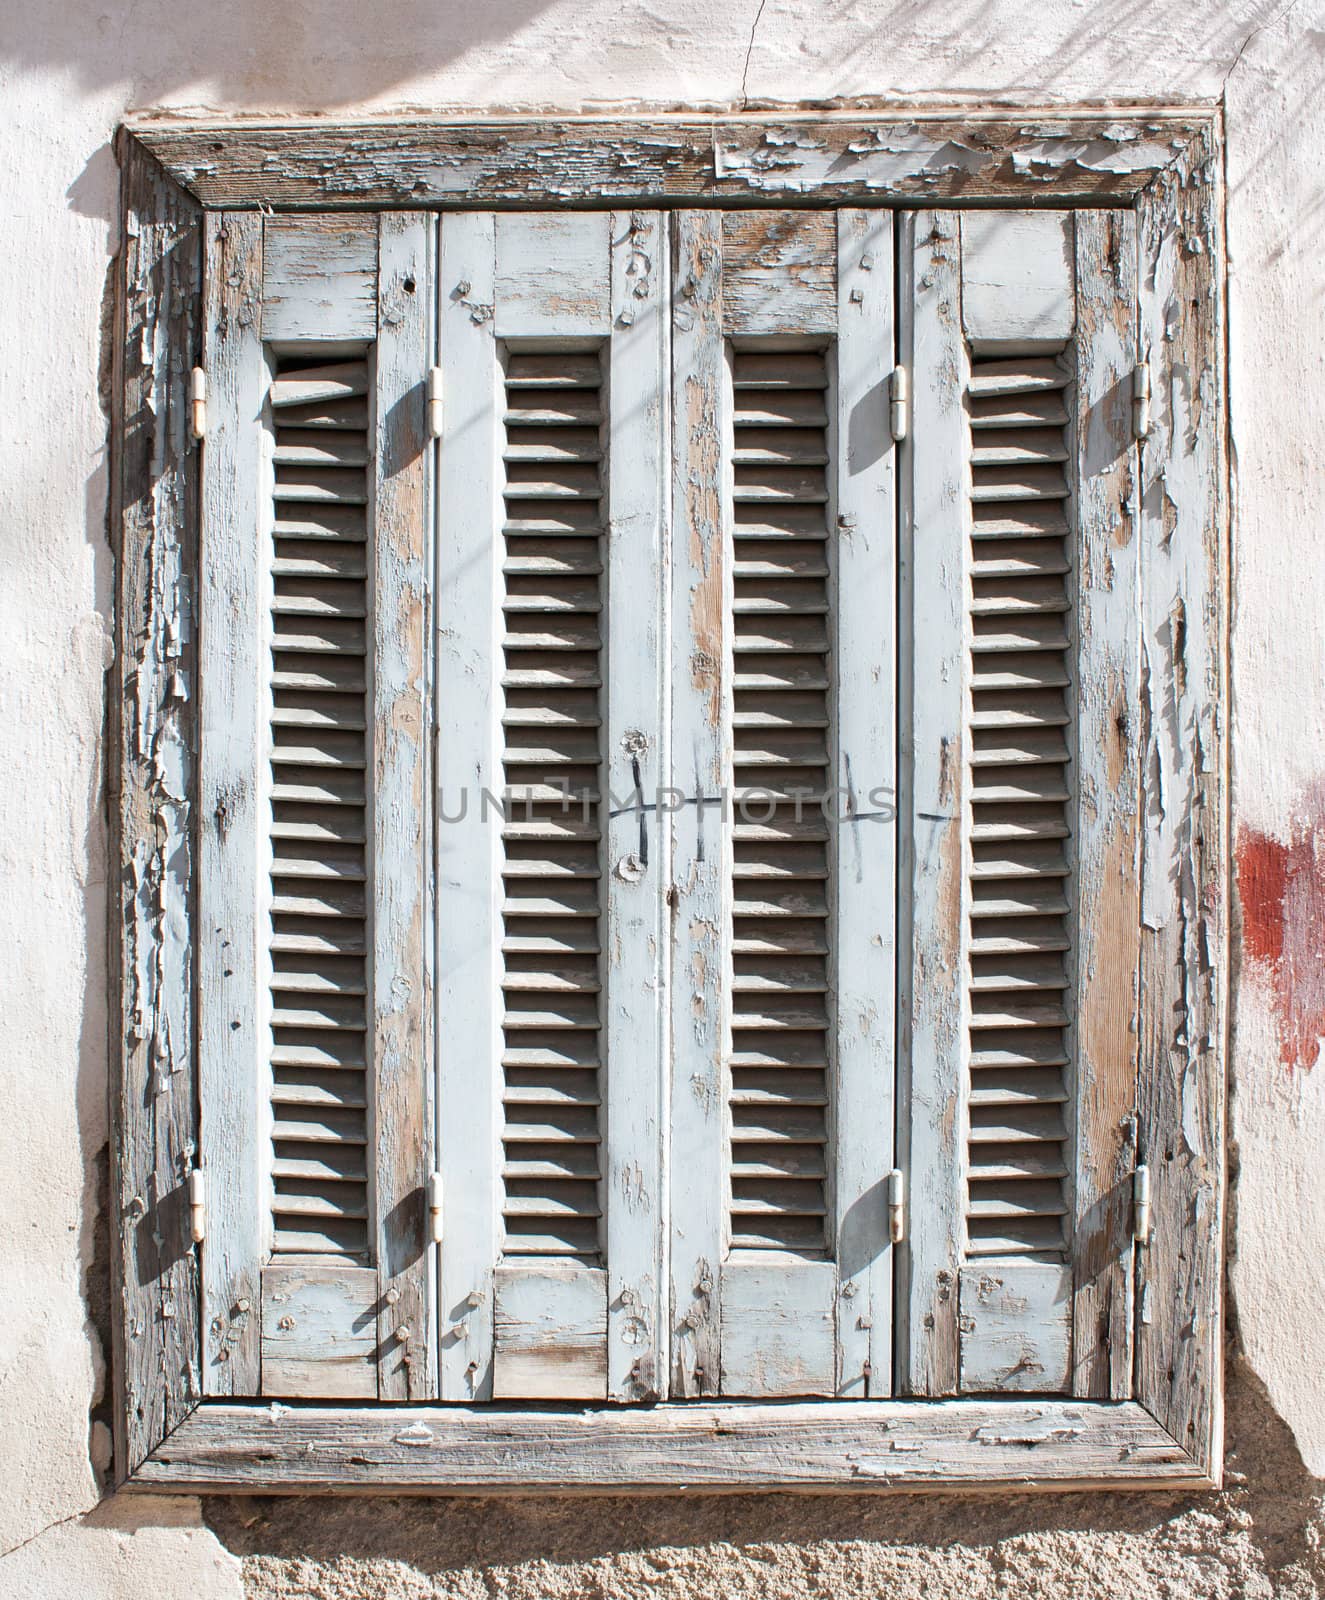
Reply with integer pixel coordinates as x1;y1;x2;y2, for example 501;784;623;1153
197;210;266;1397
138;1397;1205;1493
668;209;727;1399
603;210;668;1402
898;210;967;1396
110;131;205;1480
492;1262;608;1399
371;213;434;1400
260;1264;378;1398
721;212;836;335
262;216;377;340
1134;123;1226;1485
1069;209;1141;1401
831;209;896;1399
435;211;504;1402
128;114;1213;211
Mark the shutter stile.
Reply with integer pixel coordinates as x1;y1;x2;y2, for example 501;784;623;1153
965;351;1073;1262
903;211;1081;1395
500;350;607;1262
682;211;897;1401
728;347;833;1257
267;353;374;1261
438;212;666;1402
200;214;431;1401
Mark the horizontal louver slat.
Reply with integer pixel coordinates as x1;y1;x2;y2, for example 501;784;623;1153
501;349;606;1262
965;349;1074;1262
729;347;833;1258
268;354;372;1262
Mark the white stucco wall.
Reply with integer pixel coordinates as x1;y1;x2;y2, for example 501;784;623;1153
2;2;1323;1594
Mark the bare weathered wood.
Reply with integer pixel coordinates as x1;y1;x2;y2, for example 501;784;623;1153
668;209;727;1399
128;112;1213;211
492;1262;608;1399
138;1397;1205;1493
262;216;377;340
110;133;204;1478
1134;123;1226;1484
371;212;434;1400
721;212;836;335
1070;209;1141;1401
197;210;266;1396
898;210;967;1396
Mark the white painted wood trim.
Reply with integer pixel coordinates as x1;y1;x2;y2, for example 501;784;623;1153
435;211;505;1402
831;208;897;1399
603;210;670;1401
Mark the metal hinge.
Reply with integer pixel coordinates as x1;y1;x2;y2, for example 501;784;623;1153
1133;1163;1152;1245
427;367;444;439
1132;362;1151;439
427;1170;444;1243
887;1167;906;1244
889;365;910;442
189;1168;207;1244
189;367;207;441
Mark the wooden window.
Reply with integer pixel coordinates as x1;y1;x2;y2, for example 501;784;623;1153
112;113;1225;1492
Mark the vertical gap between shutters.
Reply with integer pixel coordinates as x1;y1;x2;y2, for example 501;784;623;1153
727;343;834;1261
266;347;375;1264
965;348;1075;1263
499;344;608;1263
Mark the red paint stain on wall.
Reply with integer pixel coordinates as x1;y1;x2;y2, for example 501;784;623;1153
1237;808;1325;1070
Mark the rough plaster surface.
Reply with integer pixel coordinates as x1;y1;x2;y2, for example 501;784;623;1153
1;0;1323;1593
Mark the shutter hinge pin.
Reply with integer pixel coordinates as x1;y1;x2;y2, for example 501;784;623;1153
189;1167;206;1245
189;367;207;441
889;365;910;442
427;1170;444;1244
1132;362;1151;439
427;367;444;440
1133;1163;1152;1245
887;1167;906;1244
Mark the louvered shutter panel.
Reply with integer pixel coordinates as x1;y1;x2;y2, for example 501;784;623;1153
436;213;668;1401
901;211;1141;1397
198;214;432;1399
669;212;897;1399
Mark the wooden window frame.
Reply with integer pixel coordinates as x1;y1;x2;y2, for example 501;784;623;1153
110;106;1227;1494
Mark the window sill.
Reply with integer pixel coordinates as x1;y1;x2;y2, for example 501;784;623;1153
134;1398;1211;1494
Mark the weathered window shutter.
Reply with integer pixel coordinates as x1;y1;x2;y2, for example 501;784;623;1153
669;212;897;1399
198;214;433;1400
901;210;1142;1397
436;213;668;1401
